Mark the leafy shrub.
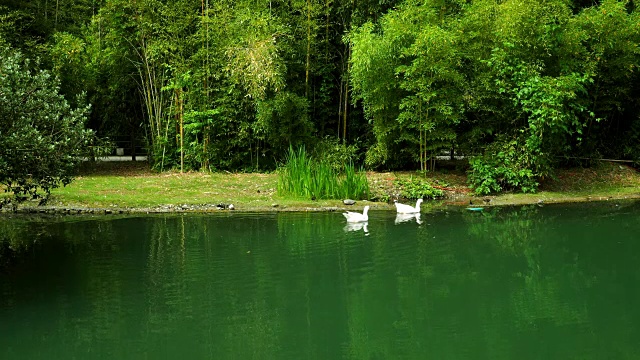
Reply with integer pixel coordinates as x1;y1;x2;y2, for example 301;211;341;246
394;177;444;200
468;136;547;195
0;45;93;207
364;142;389;169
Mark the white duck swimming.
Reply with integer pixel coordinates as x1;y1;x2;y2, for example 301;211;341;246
343;206;369;223
394;198;423;214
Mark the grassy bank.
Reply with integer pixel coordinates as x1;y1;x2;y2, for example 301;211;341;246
2;161;639;213
486;162;640;206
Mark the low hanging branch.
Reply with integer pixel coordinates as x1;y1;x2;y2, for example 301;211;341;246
225;33;286;100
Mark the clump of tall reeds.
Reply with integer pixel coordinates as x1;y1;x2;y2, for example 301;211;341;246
278;146;369;200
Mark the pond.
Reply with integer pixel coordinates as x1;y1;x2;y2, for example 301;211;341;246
1;201;640;359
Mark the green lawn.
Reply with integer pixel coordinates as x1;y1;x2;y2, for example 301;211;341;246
48;171;306;210
2;161;639;211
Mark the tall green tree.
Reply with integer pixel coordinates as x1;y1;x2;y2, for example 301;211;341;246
350;0;465;169
5;0;640;193
468;0;640;193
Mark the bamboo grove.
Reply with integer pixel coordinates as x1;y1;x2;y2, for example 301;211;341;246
2;0;640;193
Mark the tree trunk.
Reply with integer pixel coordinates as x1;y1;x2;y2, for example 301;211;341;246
305;0;311;98
131;124;136;161
179;89;184;173
54;0;59;30
338;76;342;139
174;89;184;173
419;100;423;172
423;107;429;172
342;43;351;144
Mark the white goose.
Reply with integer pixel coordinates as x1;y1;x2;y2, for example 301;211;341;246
343;206;369;223
394;198;423;214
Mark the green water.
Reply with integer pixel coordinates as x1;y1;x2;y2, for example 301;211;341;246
1;201;640;359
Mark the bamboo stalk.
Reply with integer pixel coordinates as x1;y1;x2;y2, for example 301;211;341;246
305;0;311;98
342;42;350;143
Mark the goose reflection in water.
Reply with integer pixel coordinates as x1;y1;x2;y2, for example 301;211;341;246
343;222;369;235
394;212;422;225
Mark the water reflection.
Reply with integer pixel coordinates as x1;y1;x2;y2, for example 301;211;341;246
394;212;422;225
343;221;369;234
2;202;640;359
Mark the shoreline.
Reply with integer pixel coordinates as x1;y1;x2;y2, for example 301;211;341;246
3;192;640;216
2;161;639;216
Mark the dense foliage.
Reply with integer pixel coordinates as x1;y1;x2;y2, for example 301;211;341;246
394;177;445;200
0;44;92;206
1;0;640;194
350;0;640;193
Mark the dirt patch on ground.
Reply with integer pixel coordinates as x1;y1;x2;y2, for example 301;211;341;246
367;170;471;202
77;161;154;177
541;163;640;192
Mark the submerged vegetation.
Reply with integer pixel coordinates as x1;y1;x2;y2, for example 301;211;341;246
278;147;369;200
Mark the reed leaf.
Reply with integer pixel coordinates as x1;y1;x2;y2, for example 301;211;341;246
278;146;369;200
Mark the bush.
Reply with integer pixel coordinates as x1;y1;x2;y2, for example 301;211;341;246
394;177;444;200
0;45;93;207
468;136;546;195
